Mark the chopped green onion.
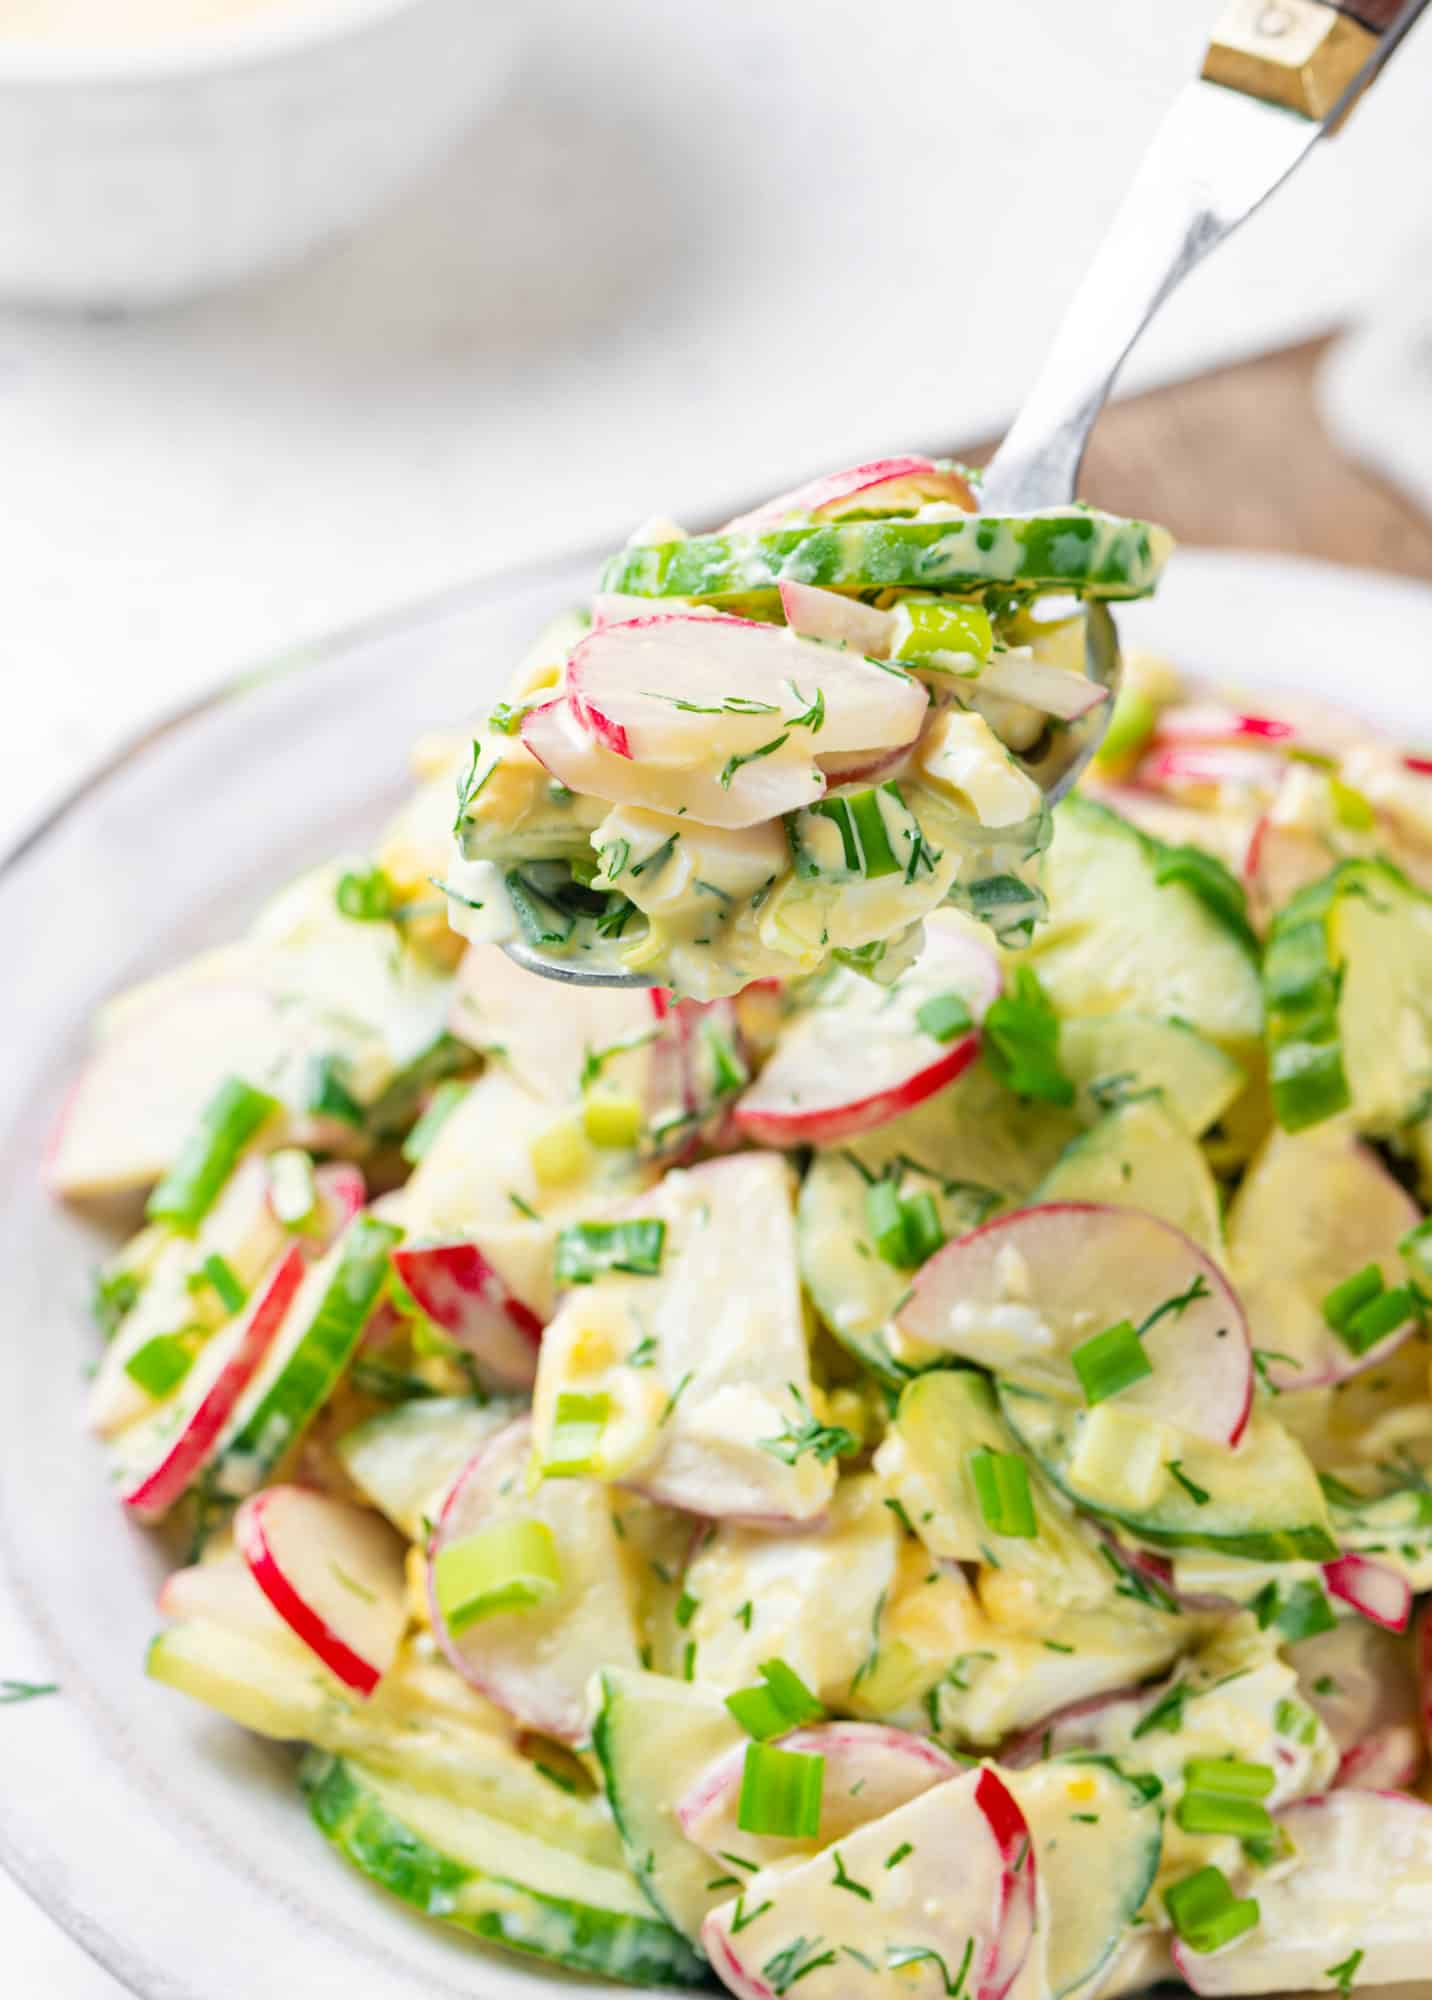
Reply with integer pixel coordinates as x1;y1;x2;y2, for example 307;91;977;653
1325;1948;1365;1996
1176;1758;1275;1837
554;1219;666;1284
91;1266;142;1340
1344;1286;1416;1356
267;1149;318;1229
736;1742;824;1839
488;700;523;735
146;1076;280;1230
1329;776;1375;831
901;1191;945;1265
675;1589;700;1629
864;1180;944;1269
123;1331;196;1399
401;1080;471;1165
1399;1215;1432;1282
335;865;397;922
981;965;1074;1107
968;1448;1038;1539
888;594;993;668
198;1253;247;1315
305;1054;366;1131
432;1519;561;1634
1164;1866;1260;1955
915;991;973;1044
704;1024;750;1097
725;1657;824;1740
542;1392;610;1478
810;785;902;879
1274;1697;1318;1745
1322;1263;1384;1333
1071;1318;1153;1405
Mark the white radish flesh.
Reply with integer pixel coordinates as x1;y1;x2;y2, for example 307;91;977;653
898;1202;1253;1446
116;1246;307;1519
235;1485;408;1697
393;1241;543;1388
1172;1790;1432;1995
734;917;998;1147
429;1417;640;1743
678;1722;957;1869
702;1765;1037;2000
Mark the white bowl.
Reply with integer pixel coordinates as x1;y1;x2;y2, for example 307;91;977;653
0;0;523;308
1;546;1431;2000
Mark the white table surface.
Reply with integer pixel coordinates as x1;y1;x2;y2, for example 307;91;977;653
7;1;1432;1990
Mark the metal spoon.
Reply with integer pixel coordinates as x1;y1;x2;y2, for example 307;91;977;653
507;0;1426;987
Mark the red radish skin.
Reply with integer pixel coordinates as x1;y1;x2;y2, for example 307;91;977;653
569;691;632;759
1133;743;1288;793
119;1247;306;1521
1336;1730;1424;1792
1406;752;1432;776
899;1202;1253;1447
724;456;975;534
702;1764;1036;2000
1153;705;1296;745
1001;1686;1146;1770
1323;1553;1413;1634
392;1242;542;1388
678;1722;958;1859
814;742;910;787
734;921;999;1148
235;1486;407;1697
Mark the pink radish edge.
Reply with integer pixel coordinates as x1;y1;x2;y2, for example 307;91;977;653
1324;1553;1413;1634
120;1247;307;1521
734;1028;980;1149
677;1722;957;1842
235;1489;385;1698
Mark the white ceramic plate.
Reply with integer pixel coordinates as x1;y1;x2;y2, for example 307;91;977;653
3;547;1430;2000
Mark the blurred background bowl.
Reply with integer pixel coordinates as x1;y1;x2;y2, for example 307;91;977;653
0;0;522;308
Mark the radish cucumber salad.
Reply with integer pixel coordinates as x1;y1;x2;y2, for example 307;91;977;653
46;456;1432;2000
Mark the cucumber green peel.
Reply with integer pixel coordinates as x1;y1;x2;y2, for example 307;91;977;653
1264;857;1432;1134
300;1753;705;1986
601;510;1172;606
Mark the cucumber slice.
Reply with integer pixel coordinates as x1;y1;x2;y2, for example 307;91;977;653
875;1371;1117;1612
300;1752;704;1986
335;1396;521;1541
1022;796;1263;1066
1058;1013;1244;1138
148;1620;616;1854
1226;1122;1423;1389
1263;857;1432;1134
212;1214;402;1499
590;1668;743;1945
1007;1758;1163;1999
1034;1097;1225;1257
999;1387;1337;1564
600;509;1172;605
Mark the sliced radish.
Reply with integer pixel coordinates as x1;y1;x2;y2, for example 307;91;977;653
392;1240;543;1388
1241;810;1330;914
429;1417;640;1742
777;579;895;656
1172;1789;1432;1995
974;653;1109;720
521;692;821;831
814;742;911;787
116;1247;307;1520
1323;1552;1413;1634
702;1764;1036;2000
1133;743;1288;794
1226;1124;1422;1391
1001;1686;1146;1769
1334;1731;1424;1791
733;917;998;1147
1153;704;1297;745
234;1485;408;1697
724;455;975;533
1419;1601;1432;1754
898;1202;1252;1445
564;616;924;780
158;1549;294;1643
678;1722;957;1869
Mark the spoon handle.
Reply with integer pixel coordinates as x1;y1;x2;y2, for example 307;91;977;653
980;0;1428;516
